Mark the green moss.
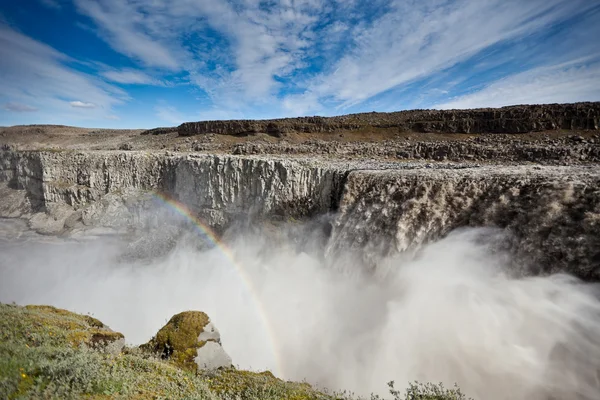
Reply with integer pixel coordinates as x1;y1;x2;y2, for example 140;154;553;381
21;305;123;348
142;311;210;371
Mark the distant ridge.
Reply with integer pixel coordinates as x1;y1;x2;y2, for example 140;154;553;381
142;102;600;137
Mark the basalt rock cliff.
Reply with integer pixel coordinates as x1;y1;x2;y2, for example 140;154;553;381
175;102;600;137
1;149;599;280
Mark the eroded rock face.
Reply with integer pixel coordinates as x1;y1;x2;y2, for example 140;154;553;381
178;102;600;136
143;311;232;371
328;166;600;280
174;155;342;228
0;151;342;235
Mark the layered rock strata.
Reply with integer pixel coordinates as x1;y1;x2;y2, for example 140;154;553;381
0;151;342;235
177;102;600;137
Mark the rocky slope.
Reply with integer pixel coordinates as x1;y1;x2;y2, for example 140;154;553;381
1;149;599;280
175;102;600;137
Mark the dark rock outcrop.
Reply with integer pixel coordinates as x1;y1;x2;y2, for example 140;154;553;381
179;116;362;137
226;134;600;164
141;127;179;135
178;102;600;137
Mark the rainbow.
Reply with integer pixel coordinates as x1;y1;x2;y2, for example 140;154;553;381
152;191;283;376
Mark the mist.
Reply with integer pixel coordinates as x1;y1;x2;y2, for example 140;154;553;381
1;217;600;400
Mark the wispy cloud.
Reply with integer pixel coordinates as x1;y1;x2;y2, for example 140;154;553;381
70;101;97;109
73;0;328;107
435;59;600;109
300;0;599;110
3;102;38;112
73;0;181;70
101;69;161;85
69;0;600;118
2;0;598;128
0;23;125;124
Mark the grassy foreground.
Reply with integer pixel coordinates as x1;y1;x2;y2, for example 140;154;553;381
0;303;469;400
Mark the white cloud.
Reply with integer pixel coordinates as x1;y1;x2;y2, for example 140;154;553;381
282;92;323;116
73;0;326;108
70;0;599;117
303;0;598;110
70;101;97;109
101;69;161;85
73;0;182;70
3;102;38;112
0;24;125;123
435;59;600;109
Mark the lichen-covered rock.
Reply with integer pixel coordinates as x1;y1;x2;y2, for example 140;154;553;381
142;311;232;371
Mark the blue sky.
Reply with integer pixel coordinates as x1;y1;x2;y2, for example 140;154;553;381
1;0;599;129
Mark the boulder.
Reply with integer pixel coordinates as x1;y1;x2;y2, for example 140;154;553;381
142;311;232;371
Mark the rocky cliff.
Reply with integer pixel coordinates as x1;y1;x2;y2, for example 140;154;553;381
328;166;600;280
1;149;599;280
0;150;343;235
176;102;600;137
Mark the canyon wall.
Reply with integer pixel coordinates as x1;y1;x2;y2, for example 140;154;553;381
1;150;599;280
0;151;342;234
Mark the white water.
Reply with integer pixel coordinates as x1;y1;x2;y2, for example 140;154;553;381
1;222;600;400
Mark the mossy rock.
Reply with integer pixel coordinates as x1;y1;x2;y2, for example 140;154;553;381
22;304;124;351
142;311;231;372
